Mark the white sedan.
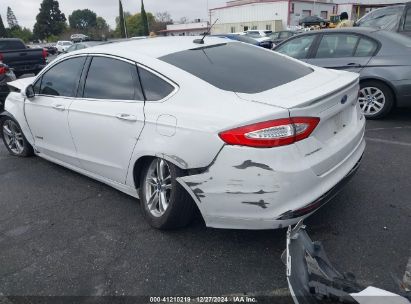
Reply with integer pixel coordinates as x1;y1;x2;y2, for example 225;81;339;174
0;37;365;230
55;40;73;54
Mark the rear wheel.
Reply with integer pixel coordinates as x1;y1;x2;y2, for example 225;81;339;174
358;81;394;119
139;158;195;229
1;117;34;157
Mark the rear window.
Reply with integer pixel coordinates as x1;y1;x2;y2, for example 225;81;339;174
0;40;26;51
356;6;403;30
160;43;313;94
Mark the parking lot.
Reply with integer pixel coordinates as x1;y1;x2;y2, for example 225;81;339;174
0;106;410;299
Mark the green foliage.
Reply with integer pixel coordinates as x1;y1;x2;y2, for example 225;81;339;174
96;17;109;31
7;27;33;42
141;0;149;36
0;14;7;38
119;0;126;38
6;7;19;29
33;0;66;41
69;9;97;30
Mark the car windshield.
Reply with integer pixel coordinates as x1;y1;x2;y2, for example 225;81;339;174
160;42;313;94
356;6;404;30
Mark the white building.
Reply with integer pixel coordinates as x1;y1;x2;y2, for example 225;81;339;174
158;21;209;36
210;0;337;34
210;0;408;34
333;0;407;21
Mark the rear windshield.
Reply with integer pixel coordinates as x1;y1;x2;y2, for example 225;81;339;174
0;40;26;51
160;42;313;94
356;6;404;30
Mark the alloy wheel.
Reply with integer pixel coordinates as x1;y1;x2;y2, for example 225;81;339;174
144;159;172;217
2;120;25;155
358;87;386;116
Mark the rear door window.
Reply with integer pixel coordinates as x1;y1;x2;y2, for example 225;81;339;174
404;8;411;31
161;42;313;94
315;34;359;58
84;56;143;101
276;35;316;59
39;56;86;97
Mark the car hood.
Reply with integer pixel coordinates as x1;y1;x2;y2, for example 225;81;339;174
236;66;359;109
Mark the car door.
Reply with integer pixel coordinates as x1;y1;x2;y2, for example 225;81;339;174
306;33;377;73
67;55;146;184
25;56;87;167
274;34;318;62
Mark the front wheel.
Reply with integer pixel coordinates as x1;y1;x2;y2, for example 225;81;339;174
139;158;195;229
1;117;34;157
358;81;394;119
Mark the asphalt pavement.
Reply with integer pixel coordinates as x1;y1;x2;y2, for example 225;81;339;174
0;108;410;300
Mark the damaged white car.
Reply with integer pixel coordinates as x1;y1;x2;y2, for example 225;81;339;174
0;37;365;230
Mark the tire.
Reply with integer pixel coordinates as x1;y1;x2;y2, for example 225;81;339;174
358;81;394;119
0;117;34;157
139;158;195;229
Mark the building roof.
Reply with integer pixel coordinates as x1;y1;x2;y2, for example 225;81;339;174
211;0;336;11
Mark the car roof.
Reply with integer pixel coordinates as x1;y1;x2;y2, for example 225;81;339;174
294;27;381;35
75;36;232;59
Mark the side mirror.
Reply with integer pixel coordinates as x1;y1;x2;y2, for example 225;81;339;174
24;85;35;99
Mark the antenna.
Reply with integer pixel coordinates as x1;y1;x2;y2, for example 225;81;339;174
193;18;219;44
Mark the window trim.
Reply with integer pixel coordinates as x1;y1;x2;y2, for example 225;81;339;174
34;54;88;99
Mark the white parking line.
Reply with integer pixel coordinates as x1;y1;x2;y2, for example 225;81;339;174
366;137;411;147
366;126;411;132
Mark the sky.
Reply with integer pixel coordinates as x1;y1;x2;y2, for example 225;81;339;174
0;0;227;30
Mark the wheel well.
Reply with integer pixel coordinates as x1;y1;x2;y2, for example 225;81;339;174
359;78;397;105
133;156;155;190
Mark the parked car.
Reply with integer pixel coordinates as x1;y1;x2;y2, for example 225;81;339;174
299;16;328;27
243;30;272;37
0;38;47;77
269;30;298;46
355;3;411;38
55;41;73;54
0;63;16;110
213;34;273;49
63;41;105;53
274;27;411;119
0;36;365;230
44;44;58;55
70;34;90;43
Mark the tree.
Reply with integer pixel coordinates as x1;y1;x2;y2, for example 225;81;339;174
33;0;66;41
151;11;172;33
141;0;149;36
179;17;189;24
7;7;19;29
8;27;33;42
96;16;109;31
119;0;126;38
0;15;7;38
69;9;97;30
122;12;154;37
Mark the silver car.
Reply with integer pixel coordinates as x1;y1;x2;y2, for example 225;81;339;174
274;28;411;119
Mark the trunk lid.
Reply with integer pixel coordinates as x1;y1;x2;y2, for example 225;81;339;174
237;67;364;176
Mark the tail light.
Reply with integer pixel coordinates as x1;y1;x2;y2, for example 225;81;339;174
42;48;48;61
0;65;9;75
219;117;320;148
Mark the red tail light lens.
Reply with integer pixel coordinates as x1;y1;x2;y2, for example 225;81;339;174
219;117;320;148
42;48;48;60
0;65;8;75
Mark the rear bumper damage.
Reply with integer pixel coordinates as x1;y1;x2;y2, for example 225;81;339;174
285;222;411;304
177;130;365;230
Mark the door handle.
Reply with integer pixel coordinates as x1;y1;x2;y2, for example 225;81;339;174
347;63;362;68
116;113;137;121
52;104;66;111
